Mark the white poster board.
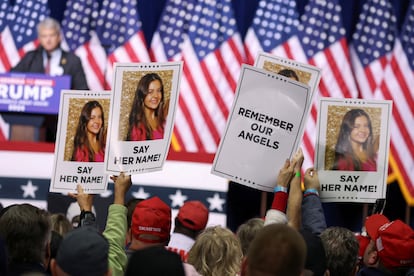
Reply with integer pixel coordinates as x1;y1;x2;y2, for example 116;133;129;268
254;52;321;116
314;98;392;203
105;62;182;174
211;64;310;192
50;90;111;193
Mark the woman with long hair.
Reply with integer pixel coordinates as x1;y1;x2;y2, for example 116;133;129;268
332;109;377;171
71;100;106;162
126;73;166;141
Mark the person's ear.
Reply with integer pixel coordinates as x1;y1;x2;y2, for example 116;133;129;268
44;241;51;268
366;248;379;266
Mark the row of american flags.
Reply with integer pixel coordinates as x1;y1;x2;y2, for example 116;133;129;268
0;0;413;205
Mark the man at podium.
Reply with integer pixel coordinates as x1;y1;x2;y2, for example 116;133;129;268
8;17;89;142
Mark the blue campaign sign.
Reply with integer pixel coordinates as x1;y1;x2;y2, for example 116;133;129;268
0;73;71;114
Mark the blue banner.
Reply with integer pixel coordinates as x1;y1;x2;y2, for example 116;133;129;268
0;73;71;114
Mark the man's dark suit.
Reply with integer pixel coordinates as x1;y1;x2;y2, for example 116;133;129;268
11;47;89;90
9;47;89;141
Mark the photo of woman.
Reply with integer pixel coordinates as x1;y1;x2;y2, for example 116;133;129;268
126;72;166;141
71;100;106;162
331;108;378;171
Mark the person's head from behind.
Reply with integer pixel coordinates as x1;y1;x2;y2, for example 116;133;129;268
130;196;172;248
320;226;359;276
241;223;306;276
50;226;110;276
236;217;264;256
125;245;185;276
37;17;61;53
50;213;72;236
335;109;374;154
300;229;328;276
278;68;299;81
187;225;243;276
0;204;51;267
363;214;414;275
174;200;209;239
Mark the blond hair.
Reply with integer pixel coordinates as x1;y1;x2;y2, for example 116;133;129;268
188;225;242;276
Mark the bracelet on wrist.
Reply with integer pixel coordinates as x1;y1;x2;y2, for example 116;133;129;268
304;188;319;196
274;185;288;193
295;171;301;178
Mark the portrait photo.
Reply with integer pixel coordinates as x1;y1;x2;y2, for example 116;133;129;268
64;98;110;162
324;106;381;172
118;70;173;141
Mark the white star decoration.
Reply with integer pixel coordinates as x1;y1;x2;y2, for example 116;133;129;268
169;190;188;208
21;180;38;199
207;193;225;212
132;187;150;199
100;190;113;198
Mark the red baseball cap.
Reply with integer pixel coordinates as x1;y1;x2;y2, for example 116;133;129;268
177;200;209;231
131;196;171;243
365;214;414;269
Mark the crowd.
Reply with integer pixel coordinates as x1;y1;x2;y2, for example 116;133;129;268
0;147;413;276
1;16;414;276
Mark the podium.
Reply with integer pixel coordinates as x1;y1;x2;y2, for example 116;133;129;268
0;73;71;141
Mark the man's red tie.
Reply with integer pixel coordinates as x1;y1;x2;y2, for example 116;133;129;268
45;54;51;74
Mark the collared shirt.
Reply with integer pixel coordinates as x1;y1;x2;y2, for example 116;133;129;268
43;48;63;76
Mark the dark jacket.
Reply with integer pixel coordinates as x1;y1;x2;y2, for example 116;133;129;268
11;47;89;90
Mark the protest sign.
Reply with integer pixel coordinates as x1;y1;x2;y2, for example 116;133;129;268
212;64;310;192
50;90;110;193
314;98;392;203
254;52;321;116
105;62;182;174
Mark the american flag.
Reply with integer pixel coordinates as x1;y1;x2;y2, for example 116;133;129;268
0;0;12;72
62;0;107;91
298;0;358;169
150;0;195;62
149;0;196;152
243;0;304;65
172;0;245;154
95;0;150;89
353;0;414;204
5;0;49;65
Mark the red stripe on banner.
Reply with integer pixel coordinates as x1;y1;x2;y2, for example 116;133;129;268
0;43;12;71
244;45;255;65
390;57;414;114
124;40;139;61
325;42;353;98
84;42;106;87
380;81;414;157
177;94;205;152
186;61;221;146
215;49;236;93
364;67;378;93
0;141;54;152
283;43;294;59
228;38;244;69
201;56;230;120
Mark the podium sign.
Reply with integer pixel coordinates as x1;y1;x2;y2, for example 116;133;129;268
0;73;71;114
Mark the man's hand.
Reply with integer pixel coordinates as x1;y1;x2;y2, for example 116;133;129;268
110;172;132;205
68;184;94;212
